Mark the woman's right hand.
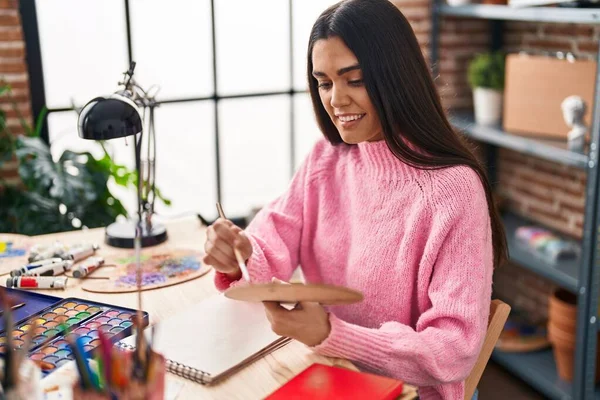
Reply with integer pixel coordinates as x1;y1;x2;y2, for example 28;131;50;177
203;218;253;279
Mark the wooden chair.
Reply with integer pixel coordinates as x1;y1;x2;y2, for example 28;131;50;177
464;299;511;400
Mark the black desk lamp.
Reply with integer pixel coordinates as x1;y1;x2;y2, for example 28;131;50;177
77;62;168;249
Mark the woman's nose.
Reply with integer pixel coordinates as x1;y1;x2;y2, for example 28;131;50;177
330;84;351;108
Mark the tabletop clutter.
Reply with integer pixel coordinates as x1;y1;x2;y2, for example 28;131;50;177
0;288;165;400
0;224;409;400
0;239;166;400
4;241;105;290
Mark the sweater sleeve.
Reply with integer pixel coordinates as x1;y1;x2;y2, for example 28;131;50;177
213;146;315;291
311;170;493;393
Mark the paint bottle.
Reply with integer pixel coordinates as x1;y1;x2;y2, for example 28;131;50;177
22;260;73;277
6;276;68;290
65;244;100;262
10;257;64;277
72;257;105;278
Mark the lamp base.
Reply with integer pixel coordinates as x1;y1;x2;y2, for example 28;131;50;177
105;220;168;249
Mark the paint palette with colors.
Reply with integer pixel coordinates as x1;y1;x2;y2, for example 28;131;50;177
0;289;148;375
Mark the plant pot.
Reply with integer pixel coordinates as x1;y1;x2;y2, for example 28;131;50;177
548;322;576;381
473;87;503;126
548;323;600;383
549;289;577;333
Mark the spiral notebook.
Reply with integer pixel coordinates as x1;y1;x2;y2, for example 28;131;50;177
117;293;291;384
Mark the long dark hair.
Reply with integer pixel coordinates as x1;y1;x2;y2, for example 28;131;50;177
307;0;507;268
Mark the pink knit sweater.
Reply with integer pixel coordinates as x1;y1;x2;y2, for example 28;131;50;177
214;139;493;399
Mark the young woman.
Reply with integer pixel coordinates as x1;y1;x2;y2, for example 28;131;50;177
203;0;507;398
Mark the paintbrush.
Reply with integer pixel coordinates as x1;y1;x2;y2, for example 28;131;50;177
94;354;105;391
0;302;25;317
14;320;36;372
0;290;15;390
216;202;251;282
111;346;128;389
97;329;113;392
66;334;94;390
130;215;149;383
132;317;148;382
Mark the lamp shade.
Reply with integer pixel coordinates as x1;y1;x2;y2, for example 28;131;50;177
78;92;143;140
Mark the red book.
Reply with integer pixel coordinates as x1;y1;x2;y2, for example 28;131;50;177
265;363;404;400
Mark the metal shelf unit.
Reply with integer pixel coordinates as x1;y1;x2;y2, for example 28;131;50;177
449;113;589;169
502;212;580;293
431;3;600;399
439;4;600;24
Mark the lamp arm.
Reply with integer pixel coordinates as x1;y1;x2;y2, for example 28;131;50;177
148;103;157;217
134;130;144;226
118;61;159;232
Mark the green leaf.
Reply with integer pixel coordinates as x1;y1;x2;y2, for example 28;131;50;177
31;106;49;138
467;52;505;91
152;186;172;206
0;83;10;98
2;107;171;235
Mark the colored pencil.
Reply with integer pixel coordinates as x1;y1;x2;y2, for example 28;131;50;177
97;329;113;390
67;334;94;390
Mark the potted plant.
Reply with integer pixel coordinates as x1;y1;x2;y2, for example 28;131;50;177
0;82;171;235
467;52;505;126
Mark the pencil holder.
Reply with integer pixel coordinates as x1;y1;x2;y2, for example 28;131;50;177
3;359;43;400
72;351;166;400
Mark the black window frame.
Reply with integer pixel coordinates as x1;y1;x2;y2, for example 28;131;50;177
20;0;307;219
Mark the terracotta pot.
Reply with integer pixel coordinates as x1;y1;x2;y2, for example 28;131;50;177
549;309;576;334
549;289;577;333
548;323;600;383
548;323;575;346
548;323;576;381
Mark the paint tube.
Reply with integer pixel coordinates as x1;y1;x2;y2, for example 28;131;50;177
6;276;68;290
10;257;64;277
22;260;73;277
72;257;105;278
65;244;100;262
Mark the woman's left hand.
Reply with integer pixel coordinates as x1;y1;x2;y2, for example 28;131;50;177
263;301;331;347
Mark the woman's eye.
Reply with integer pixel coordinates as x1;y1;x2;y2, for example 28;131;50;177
349;79;364;86
318;82;332;89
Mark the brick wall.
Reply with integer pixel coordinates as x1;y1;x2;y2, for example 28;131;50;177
0;0;31;187
436;17;490;110
498;149;586;239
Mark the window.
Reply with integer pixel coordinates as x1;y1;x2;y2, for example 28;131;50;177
31;0;338;222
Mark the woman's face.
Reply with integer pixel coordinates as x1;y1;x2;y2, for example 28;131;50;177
312;36;383;144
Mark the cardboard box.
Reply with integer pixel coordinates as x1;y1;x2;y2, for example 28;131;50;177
503;54;596;139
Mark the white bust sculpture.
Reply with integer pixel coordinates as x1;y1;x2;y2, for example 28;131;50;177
561;95;587;153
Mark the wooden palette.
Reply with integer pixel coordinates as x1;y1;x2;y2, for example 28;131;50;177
224;283;364;305
0;234;32;276
82;248;211;294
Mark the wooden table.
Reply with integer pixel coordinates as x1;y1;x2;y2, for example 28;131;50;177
3;217;417;399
